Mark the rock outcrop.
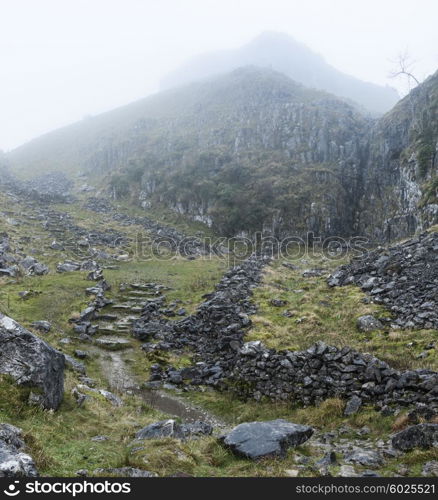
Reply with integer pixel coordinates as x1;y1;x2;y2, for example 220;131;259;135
0;314;65;410
7;68;437;242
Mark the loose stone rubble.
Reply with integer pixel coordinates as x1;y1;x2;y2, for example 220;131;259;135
0;168;73;203
136;255;438;410
85;197;207;257
328;231;438;329
0;232;48;277
0;424;38;477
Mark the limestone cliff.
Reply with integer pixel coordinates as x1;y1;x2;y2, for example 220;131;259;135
6;67;438;242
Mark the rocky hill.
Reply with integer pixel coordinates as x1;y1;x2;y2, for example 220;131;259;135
8;67;371;238
6;68;438;242
1;160;438;478
359;71;438;241
161;32;399;115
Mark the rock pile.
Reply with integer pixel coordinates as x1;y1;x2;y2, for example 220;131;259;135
39;206;129;257
24;172;73;203
85;197;207;257
142;256;438;409
0;232;48;277
0;169;73;203
155;255;268;353
328;231;438;329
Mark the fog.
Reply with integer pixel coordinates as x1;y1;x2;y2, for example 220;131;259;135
1;0;437;151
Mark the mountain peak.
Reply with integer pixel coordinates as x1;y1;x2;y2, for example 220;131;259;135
161;32;399;115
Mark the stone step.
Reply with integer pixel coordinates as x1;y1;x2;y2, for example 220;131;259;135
96;314;118;322
111;304;132;310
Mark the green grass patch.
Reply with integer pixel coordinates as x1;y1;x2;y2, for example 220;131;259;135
245;257;438;371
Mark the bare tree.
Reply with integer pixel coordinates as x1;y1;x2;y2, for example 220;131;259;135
390;49;421;94
389;50;425;133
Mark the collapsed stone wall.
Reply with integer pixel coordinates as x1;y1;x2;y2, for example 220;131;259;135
0;168;73;203
85;197;207;257
328;231;438;329
224;340;437;408
144;254;437;409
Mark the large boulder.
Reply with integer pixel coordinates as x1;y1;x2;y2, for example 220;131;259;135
0;314;65;410
0;424;38;477
219;420;313;459
392;424;438;452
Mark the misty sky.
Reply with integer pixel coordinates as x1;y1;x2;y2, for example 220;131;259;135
1;0;437;152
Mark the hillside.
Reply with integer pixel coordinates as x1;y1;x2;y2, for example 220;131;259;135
1;67;438;479
1;176;438;477
9;67;371;238
359;70;438;241
161;32;400;115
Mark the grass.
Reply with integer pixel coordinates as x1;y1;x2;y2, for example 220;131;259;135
1;190;438;477
104;257;226;315
245;257;438;371
0;373;167;476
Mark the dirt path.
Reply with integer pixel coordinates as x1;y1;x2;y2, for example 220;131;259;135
96;347;225;428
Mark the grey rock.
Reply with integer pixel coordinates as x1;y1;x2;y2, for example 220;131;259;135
344;448;383;467
30;321;51;333
0;424;38;477
136;419;212;440
356;315;384;332
270;298;288;307
91;436;108;442
74;350;89;359
57;261;81;273
50;240;64;251
316;451;337;466
0;314;64;410
422;461;438;477
344;395;362;416
93;467;157;477
94;338;131;349
64;355;86;374
338;465;358;477
219;420;313;460
392;424;438;452
98;390;123;407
